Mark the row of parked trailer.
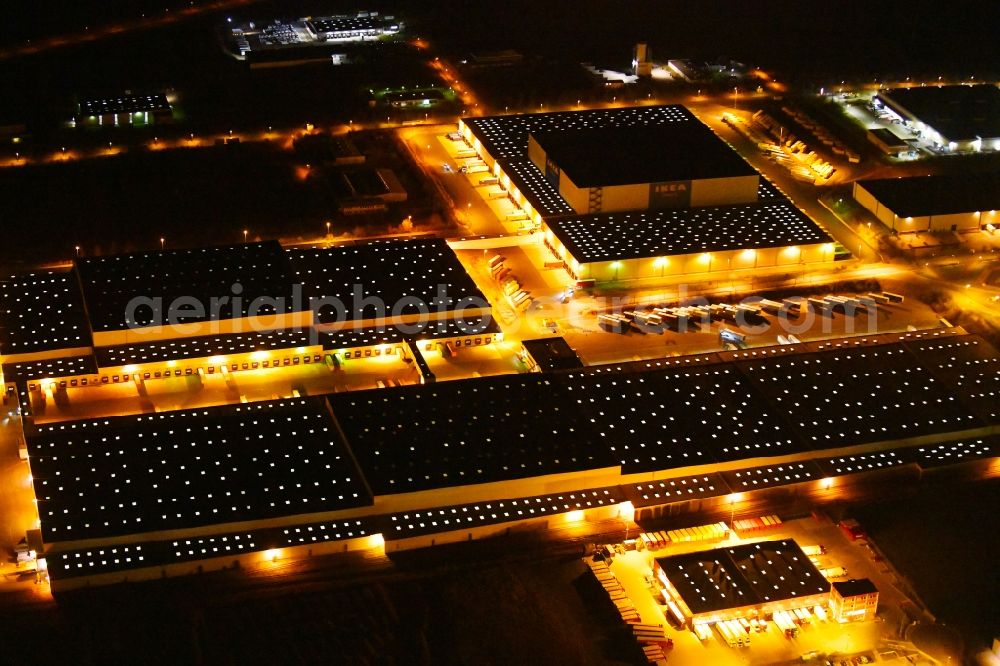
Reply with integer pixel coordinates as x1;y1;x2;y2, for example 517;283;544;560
599;290;902;338
586;558;645;626
781;105;860;163
731;514;783;537
487;254;534;313
805;290;902;315
698;604;834;647
713;618;755;647
630;622;673;665
600;300;774;335
636;522;730;551
772;606;831;637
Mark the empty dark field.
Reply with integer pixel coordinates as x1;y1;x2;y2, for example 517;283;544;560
0;144;330;265
0;548;637;666
853;477;1000;651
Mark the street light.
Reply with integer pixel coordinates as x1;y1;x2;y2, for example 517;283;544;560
75;245;80;258
325;221;331;237
160;237;165;250
243;229;248;243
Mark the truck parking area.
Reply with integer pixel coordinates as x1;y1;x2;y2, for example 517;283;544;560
561;288;941;366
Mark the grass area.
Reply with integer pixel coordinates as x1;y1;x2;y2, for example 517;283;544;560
0;551;641;665
0;130;446;267
851;477;1000;652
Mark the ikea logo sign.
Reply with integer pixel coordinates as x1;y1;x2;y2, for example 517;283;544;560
649;180;691;209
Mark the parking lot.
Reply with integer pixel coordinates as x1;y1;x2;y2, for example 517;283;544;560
452;240;945;365
562;291;942;365
593;516;931;665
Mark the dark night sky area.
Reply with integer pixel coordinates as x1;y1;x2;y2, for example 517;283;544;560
4;1;999;83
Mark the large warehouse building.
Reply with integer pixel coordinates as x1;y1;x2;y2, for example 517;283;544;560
526;122;759;213
853;172;1000;233
874;85;1000;152
6;311;996;590
0;238;500;420
459;105;835;282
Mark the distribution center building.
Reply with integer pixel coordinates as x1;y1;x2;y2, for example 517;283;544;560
459;105;835;282
526;122;759;213
9;316;999;590
0;238;501;419
853;173;1000;233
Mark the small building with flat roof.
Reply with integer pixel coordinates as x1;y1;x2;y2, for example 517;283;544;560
830;578;879;622
519;337;584;372
653;539;831;627
853;173;1000;233
866;128;910;156
76;93;173;128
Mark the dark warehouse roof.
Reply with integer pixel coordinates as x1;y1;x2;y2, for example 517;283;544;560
0;270;92;356
856;172;1000;218
28;397;372;543
658;539;829;615
876;85;1000;143
76;241;296;332
78;93;170;117
326;335;993;496
531;122;756;187
1;354;97;383
287;238;486;324
464;105;700;162
832;578;878;597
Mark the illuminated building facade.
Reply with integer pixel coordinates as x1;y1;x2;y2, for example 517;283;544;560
853;173;1000;233
459;105;836;282
653;539;830;627
830;579;879;622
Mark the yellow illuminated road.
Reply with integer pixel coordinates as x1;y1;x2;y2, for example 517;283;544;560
0;407;41;580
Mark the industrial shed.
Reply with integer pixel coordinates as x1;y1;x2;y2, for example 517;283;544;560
853;173;1000;233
